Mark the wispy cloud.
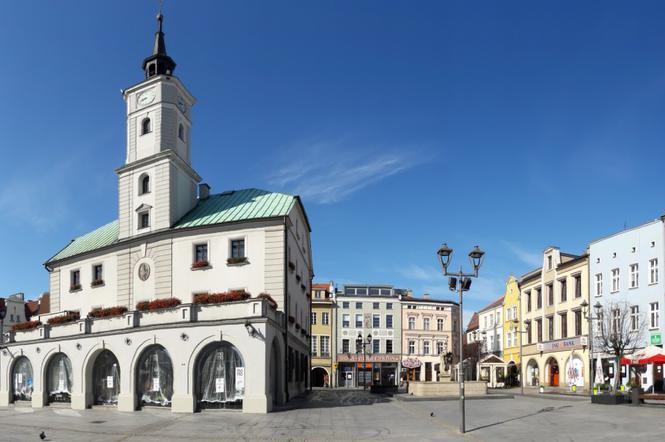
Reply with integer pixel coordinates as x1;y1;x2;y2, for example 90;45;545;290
266;137;428;204
397;264;440;282
502;241;541;268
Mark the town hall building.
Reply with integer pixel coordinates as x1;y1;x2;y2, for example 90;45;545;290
0;14;312;414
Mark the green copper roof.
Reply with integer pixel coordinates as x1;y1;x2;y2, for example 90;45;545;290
46;189;297;264
48;220;119;263
174;188;295;229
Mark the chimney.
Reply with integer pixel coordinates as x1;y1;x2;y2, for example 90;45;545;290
39;292;51;315
198;183;210;200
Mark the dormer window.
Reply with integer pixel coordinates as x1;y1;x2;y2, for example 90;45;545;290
178;123;185;141
141;117;152;135
139;174;150;195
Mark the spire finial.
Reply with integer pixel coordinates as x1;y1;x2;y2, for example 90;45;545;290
142;2;176;79
157;12;163;34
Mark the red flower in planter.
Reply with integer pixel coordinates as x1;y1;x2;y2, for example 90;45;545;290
88;306;128;319
226;257;248;265
91;279;104;287
47;311;81;327
11;320;42;332
194;291;251;305
191;260;209;269
136;298;182;311
257;293;278;309
70;284;81;292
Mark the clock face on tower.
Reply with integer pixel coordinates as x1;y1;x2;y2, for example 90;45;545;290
137;88;156;106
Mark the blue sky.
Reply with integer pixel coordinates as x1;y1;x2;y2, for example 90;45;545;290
2;1;665;325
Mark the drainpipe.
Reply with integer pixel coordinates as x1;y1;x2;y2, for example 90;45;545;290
283;217;290;403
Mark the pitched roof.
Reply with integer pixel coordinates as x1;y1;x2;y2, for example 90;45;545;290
478;295;505;313
312;283;331;290
47;188;299;264
466;312;479;331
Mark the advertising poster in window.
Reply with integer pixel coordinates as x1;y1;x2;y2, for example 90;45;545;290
235;367;245;390
106;376;114;389
566;357;584;387
215;377;225;393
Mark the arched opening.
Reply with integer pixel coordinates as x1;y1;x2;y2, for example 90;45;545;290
507;361;517;387
270;338;283;406
526;359;539;387
195;341;244;410
178;123;185;141
139;174;150;195
136;345;173;408
11;357;33;402
546;357;559;387
46;353;73;404
141;118;152;135
311;367;329;387
92;350;120;405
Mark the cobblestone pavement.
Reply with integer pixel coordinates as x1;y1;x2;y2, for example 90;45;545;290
0;391;663;441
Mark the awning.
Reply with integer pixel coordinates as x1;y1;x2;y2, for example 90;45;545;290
620;345;665;365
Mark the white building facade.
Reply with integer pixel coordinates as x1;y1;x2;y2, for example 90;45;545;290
0;15;312;414
478;297;504;358
589;218;665;391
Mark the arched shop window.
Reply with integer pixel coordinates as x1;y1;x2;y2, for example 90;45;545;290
93;350;120;405
47;353;73;403
196;342;245;409
527;359;539;387
12;357;33;401
136;345;173;407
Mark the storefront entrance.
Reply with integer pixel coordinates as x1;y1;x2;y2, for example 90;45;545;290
547;358;559;387
311;367;329;387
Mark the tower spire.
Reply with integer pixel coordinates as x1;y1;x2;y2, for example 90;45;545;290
142;12;176;79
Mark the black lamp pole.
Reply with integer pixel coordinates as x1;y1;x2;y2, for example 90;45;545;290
356;333;372;390
437;243;485;435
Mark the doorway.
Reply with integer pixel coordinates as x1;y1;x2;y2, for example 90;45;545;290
547;358;559;387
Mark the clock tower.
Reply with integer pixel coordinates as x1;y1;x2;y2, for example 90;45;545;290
116;14;201;240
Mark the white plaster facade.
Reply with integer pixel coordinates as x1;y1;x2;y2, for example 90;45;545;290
0;16;312;414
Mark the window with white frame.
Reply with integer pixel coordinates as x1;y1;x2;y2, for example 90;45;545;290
320;336;330;356
650;259;659;284
311;336;317;355
650;302;660;329
423;341;430;355
194;243;208;264
423;318;430;330
507;332;512;348
611;268;620;292
342;314;350;328
595;273;603;296
355;314;362;328
372;314;380;328
436;341;444;354
311;312;317;325
496;311;501;324
322;312;329;325
437;318;444;331
630;264;639;288
342;339;350;353
612;309;621;333
512;306;517;319
408;340;415;355
386;314;393;329
630;306;639;331
372;339;380;353
386;340;393;354
408;317;415;330
230;238;245;259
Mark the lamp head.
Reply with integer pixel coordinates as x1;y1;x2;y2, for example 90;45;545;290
437;243;453;270
468;245;485;271
594;301;602;313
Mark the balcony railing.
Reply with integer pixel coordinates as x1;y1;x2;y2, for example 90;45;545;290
3;298;279;344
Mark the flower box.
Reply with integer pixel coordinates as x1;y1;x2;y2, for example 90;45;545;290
226;257;248;265
49;320;87;338
88;306;128;319
139;303;192;327
136;298;182;312
13;325;48;342
11;320;42;332
91;279;104;288
47;312;80;327
69;284;81;292
195;299;264;322
191;260;210;269
193;291;250;305
90;311;137;333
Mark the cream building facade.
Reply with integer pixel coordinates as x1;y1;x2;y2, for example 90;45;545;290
519;247;589;392
401;296;459;382
0;15;312;414
311;282;335;387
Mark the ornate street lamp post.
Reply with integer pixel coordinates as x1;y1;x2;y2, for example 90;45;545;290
581;300;603;394
356;333;372;390
437;243;485;434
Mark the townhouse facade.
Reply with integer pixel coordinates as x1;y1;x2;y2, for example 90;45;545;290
401;296;459;382
335;285;403;388
311;283;335;387
478;296;504;358
519;247;590;391
502;276;521;366
588;217;665;391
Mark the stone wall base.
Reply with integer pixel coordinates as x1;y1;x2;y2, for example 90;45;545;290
408;381;488;397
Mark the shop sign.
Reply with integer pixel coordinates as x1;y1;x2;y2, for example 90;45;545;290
538;337;585;353
337;353;401;363
401;358;422;369
651;332;662;346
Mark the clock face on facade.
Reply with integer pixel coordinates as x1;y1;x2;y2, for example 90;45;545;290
138;263;151;281
137;88;156;106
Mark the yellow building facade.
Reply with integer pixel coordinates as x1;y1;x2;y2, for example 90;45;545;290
502;276;521;367
311;283;335;387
